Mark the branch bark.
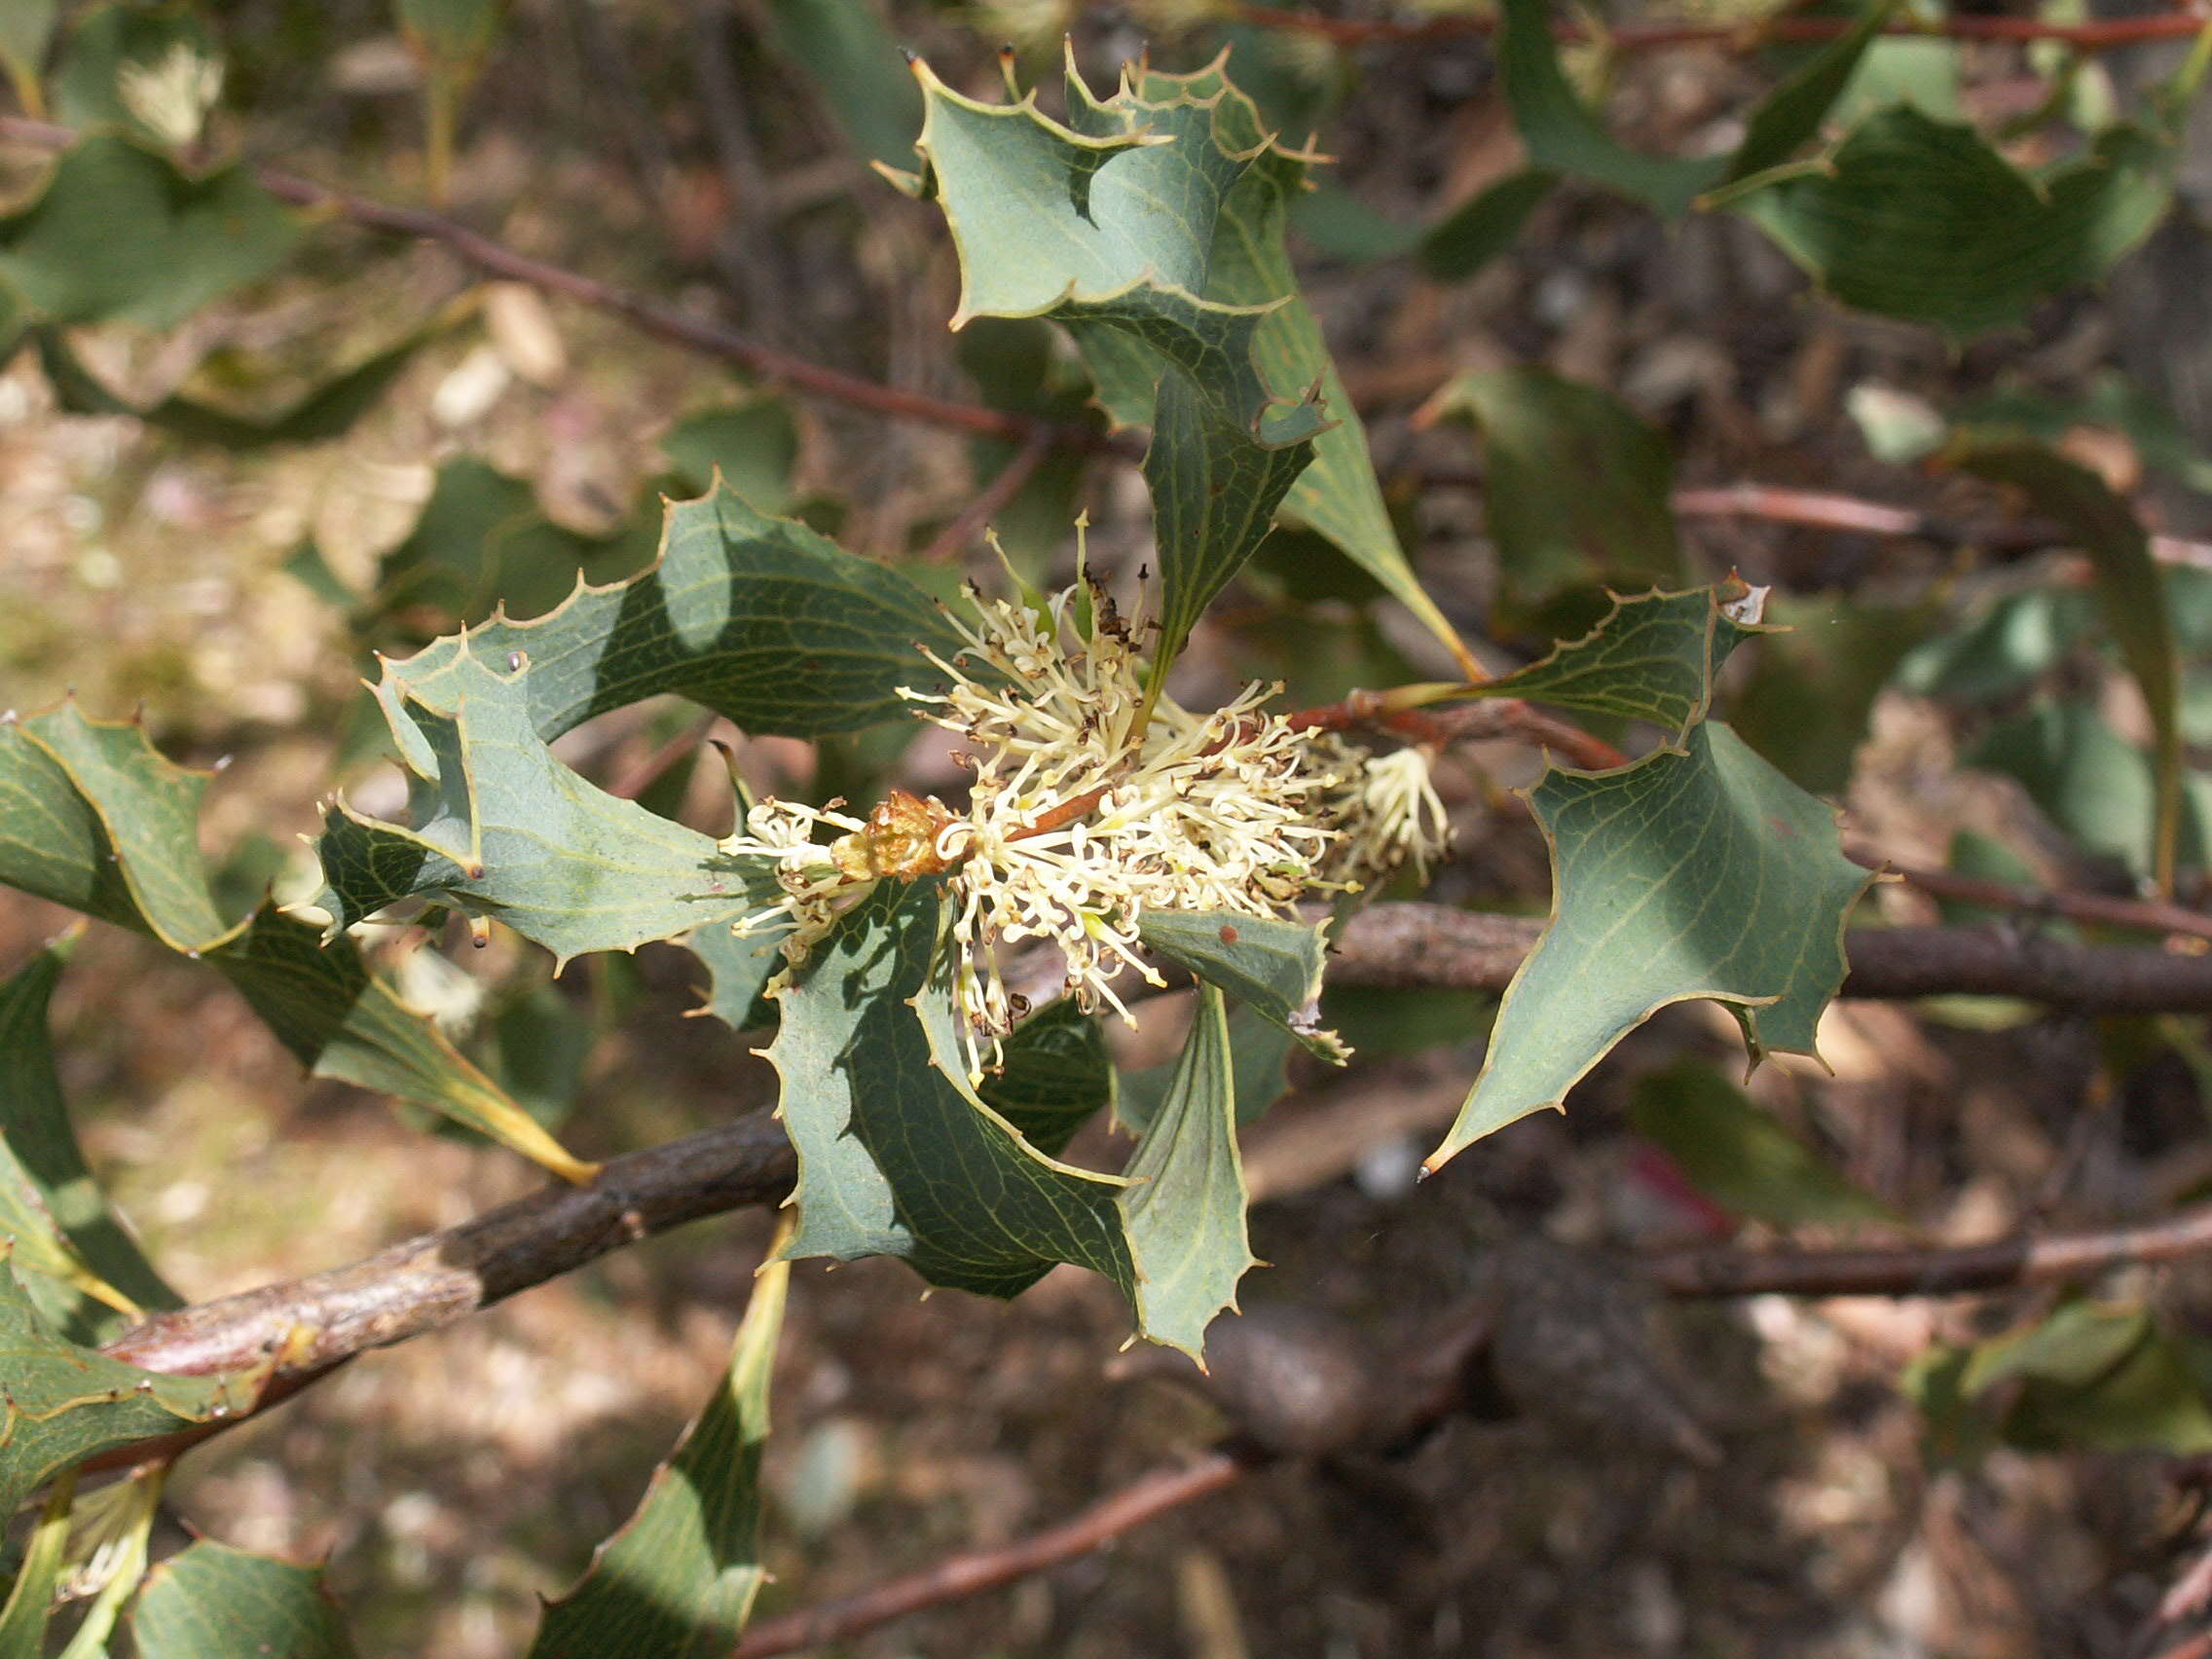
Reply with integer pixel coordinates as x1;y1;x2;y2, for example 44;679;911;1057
1329;903;2212;1014
730;1449;1259;1658
1643;1200;2212;1297
101;1114;794;1378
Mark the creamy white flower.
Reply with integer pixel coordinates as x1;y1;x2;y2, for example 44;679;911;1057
118;43;224;149
1320;745;1454;887
719;572;1447;1076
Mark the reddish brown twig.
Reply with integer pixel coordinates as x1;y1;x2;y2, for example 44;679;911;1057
921;429;1061;565
1221;0;2210;52
605;711;722;802
1857;852;2212;943
1669;483;1933;538
0;114;1111;455
1328;904;2212;1013
1642;1199;2212;1297
732;1448;1259;1657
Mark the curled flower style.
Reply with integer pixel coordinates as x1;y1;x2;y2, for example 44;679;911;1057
719;571;1452;1077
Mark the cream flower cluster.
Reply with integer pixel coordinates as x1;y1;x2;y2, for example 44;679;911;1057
720;573;1450;1076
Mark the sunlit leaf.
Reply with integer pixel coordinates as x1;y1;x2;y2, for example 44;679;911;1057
0;938;175;1346
374;482;961;742
529;1246;790;1656
0;705;589;1180
131;1541;357;1659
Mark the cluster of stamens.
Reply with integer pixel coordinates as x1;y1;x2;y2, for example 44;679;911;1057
720;564;1451;1077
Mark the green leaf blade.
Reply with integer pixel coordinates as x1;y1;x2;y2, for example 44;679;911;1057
1470;583;1769;736
0;1259;256;1519
1496;0;1722;217
0;940;177;1345
0;703;587;1180
1136;909;1342;1061
0;137;298;332
1727;110;2170;337
1117;985;1258;1360
130;1541;358;1659
1950;435;2182;888
529;1252;790;1657
313;647;780;966
378;485;959;744
765;881;1135;1304
1430;722;1873;1168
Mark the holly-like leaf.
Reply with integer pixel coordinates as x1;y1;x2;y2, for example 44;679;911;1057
766;881;1135;1303
375;483;960;744
1630;1060;1897;1228
0;937;176;1346
1136;909;1343;1061
313;645;780;967
1469;583;1772;738
529;1246;789;1657
0;1257;256;1519
1117;984;1258;1358
0;136;297;332
978;1000;1115;1157
1725;110;2170;338
0;704;590;1181
910;55;1472;677
1950;435;2183;890
1429;721;1874;1168
129;1541;357;1659
1420;369;1680;596
1118;1005;1295;1135
682;922;783;1035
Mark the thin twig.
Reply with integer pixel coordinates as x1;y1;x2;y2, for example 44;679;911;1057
731;1449;1260;1657
1642;1200;2212;1297
92;918;2212;1383
1856;852;2212;943
0;114;1105;452
605;710;721;802
920;428;1059;565
1328;904;2212;1013
1220;0;2211;52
